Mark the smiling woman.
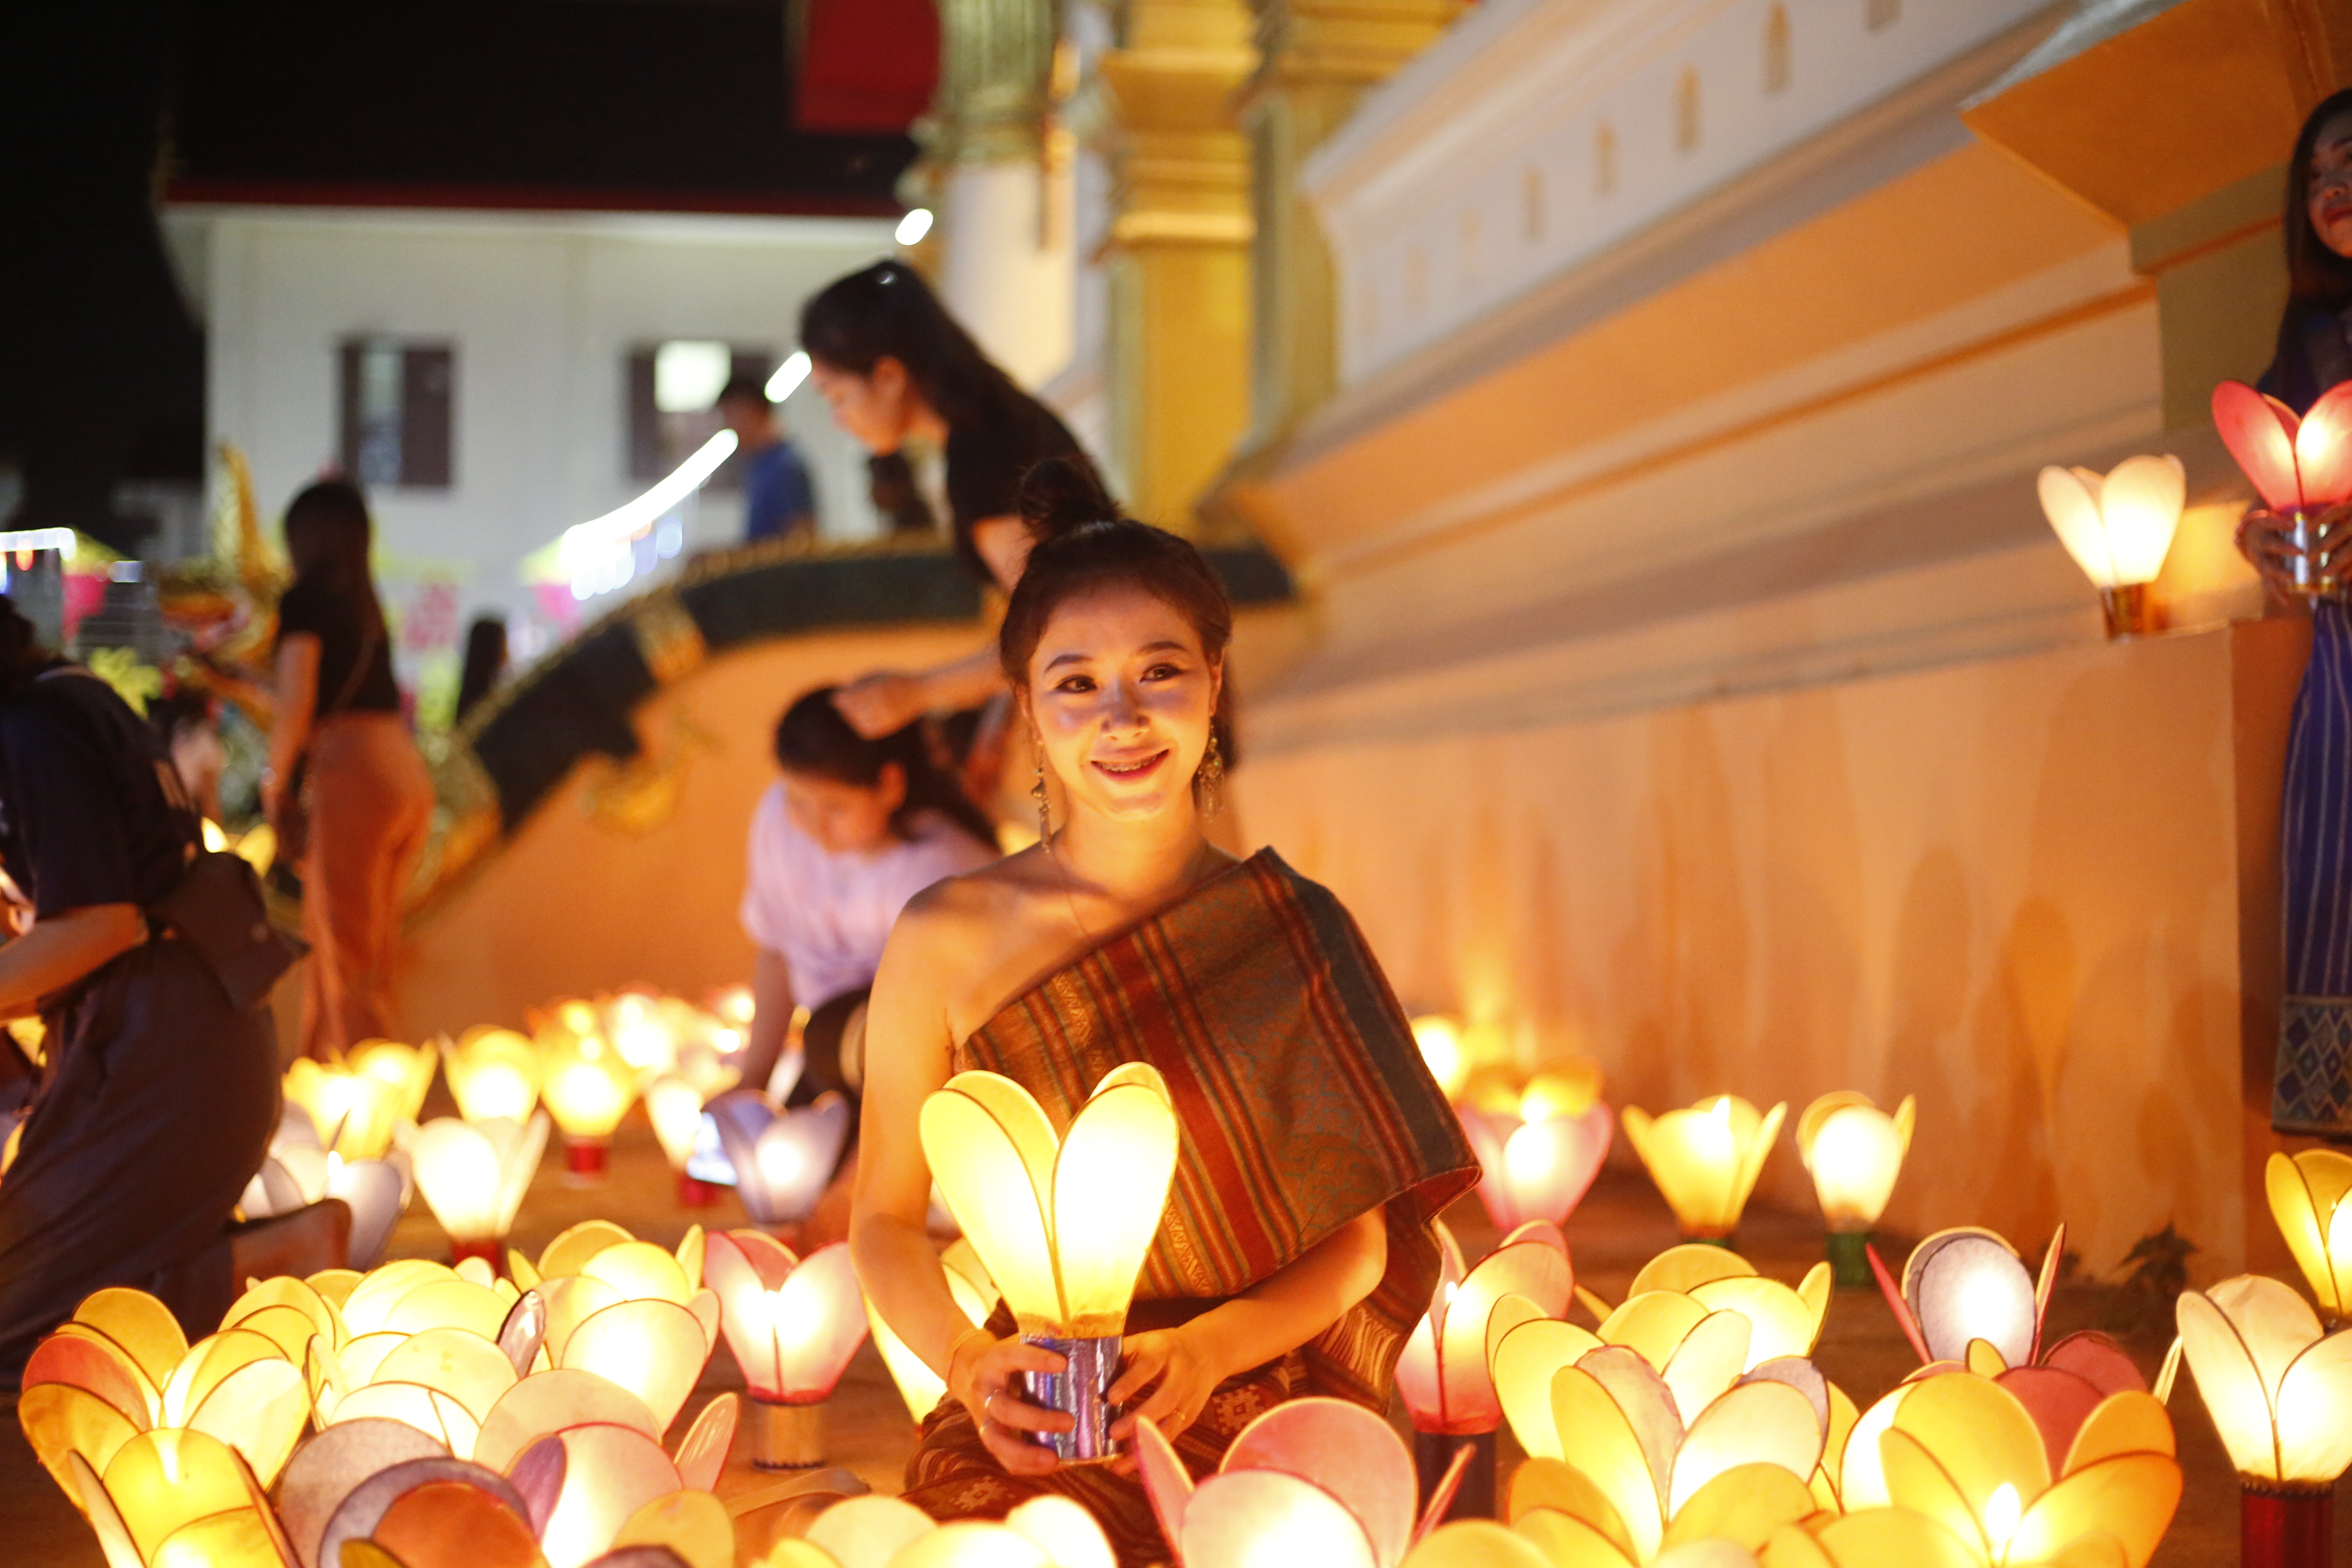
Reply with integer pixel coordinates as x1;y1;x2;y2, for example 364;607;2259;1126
849;466;1477;1567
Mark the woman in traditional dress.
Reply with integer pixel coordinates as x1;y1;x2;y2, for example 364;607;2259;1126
851;462;1476;1563
2236;88;2352;1140
0;597;339;1388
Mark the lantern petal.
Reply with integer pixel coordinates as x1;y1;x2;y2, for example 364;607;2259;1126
2093;455;2186;586
1629;1246;1757;1299
2207;1275;2322;1394
1909;1232;2036;1368
1493;1319;1604;1458
318;1457;532;1568
372;1328;519;1423
341;1260;455;1336
1396;1312;1445;1430
559;1298;710;1433
1669;1380;1824;1517
1582;1344;1685;1494
103;1427;252;1562
1549;1364;1666;1558
369;1477;546;1568
1661;1310;1753;1420
1132;1414;1196;1553
1887;1371;2052;1512
1509;1455;1637;1554
1726;1102;1784;1225
65;1450;146;1568
1994;1366;2106;1478
2296;378;2352;506
1695;1271;1818;1359
768;1243;868;1399
185;1355;309;1488
2274;1327;2352;1485
541;1276;627;1364
942;1072;1062;1206
920;1089;1061;1332
2265;1152;2352;1319
385;1278;514;1342
1600;1292;1713;1371
890;1521;1052;1568
2213;381;2308;512
1468;1294;1552;1432
1398;1519;1558;1568
584;1241;695;1307
276;1418;452;1568
1834;1387;1913;1512
1182;1470;1379;1568
1005;1494;1116;1568
2008;1452;2180;1568
16;1382;141;1499
1440;1237;1575;1428
328;1382;481;1459
1660;1461;1817;1552
1224;1396;1416;1568
1876;1428;1989;1561
1508;1508;1643;1568
805;1494;941;1568
473;1368;662;1474
163;1328;283;1428
610;1489;735;1568
21;1330;156;1427
339;1331;409;1388
1052;1080;1180;1337
1496;1109;1613;1230
740;1097;853;1224
227;1277;341;1352
413;1120;512;1243
228;1305;325;1367
1802;1508;1980;1568
540;1220;638;1283
528;1424;683;1568
149;1507;291;1568
73;1287;189;1394
2040;1334;2145;1401
649;1395;728;1497
2060;1392;2175;1477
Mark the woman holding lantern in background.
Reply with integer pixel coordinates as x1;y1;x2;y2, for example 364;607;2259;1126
2231;89;2352;1142
850;459;1476;1565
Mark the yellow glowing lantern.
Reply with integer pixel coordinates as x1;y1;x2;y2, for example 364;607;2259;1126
201;817;278;876
1796;1092;1915;1287
700;1232;869;1468
348;1038;438;1127
1622;1096;1785;1243
1876;1370;2179;1567
1413;1017;1469;1099
2037;454;2185;639
2265;1149;2352;1324
538;1026;639;1179
442;1027;542;1123
647;1074;719;1207
791;1493;1116;1568
283;1058;404;1160
2176;1273;2352;1555
604;991;685;1077
411;1114;550;1267
868;1239;1000;1423
240;1107;409;1269
1458;1095;1612;1232
920;1063;1180;1462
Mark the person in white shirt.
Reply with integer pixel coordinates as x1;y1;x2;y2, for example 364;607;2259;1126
737;686;999;1106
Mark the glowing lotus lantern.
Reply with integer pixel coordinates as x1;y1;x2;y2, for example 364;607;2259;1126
1870;1370;2179;1567
647;1074;721;1206
2036;455;2186;637
1622;1096;1784;1245
786;1493;1116;1568
867;1239;1000;1423
2175;1275;2352;1568
243;1105;409;1268
1456;1072;1612;1233
604;990;687;1077
442;1027;542;1123
537;1024;639;1179
411;1114;550;1267
283;1058;404;1160
1872;1226;2060;1376
1395;1220;1572;1517
2266;1148;2352;1325
920;1063;1180;1462
1413;1017;1470;1099
703;1089;854;1226
348;1038;438;1126
1135;1397;1470;1568
2215;379;2352;596
1796;1092;1915;1287
699;1231;868;1468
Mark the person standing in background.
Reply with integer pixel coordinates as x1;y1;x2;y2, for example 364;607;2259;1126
453;613;508;726
718;375;817;544
264;479;434;1060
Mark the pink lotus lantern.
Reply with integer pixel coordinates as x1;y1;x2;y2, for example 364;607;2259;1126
698;1231;867;1469
1135;1397;1468;1568
2214;379;2352;595
1393;1221;1572;1519
1454;1092;1611;1234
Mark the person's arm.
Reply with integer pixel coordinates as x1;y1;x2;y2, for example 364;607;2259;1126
0;904;145;1019
1104;1207;1388;1457
851;889;1071;1473
737;947;796;1097
832;646;1006;741
263;634;319;826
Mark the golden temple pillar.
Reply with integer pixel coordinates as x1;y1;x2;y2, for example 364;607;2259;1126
1087;1;1258;532
1236;0;1461;448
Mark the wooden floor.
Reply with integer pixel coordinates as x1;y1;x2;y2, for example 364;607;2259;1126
2;1110;2343;1565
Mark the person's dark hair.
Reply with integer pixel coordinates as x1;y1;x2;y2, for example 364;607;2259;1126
456;615;509;724
715;376;773;412
773;686;997;850
147;688;215;745
800;261;1028;433
998;463;1238;777
868;452;938;535
283;479;387;635
0;597;54;698
2287;88;2352;310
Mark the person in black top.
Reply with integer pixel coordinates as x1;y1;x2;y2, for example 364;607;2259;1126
0;596;343;1388
264;479;435;1059
801;261;1086;742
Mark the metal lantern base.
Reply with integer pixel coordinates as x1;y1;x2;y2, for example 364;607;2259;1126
450;1237;502;1271
2287;508;2341;599
1020;1334;1122;1463
1413;1428;1494;1522
748;1397;826;1470
562;1136;610;1183
1824;1230;1873;1290
2243;1484;2332;1568
2098;583;2153;639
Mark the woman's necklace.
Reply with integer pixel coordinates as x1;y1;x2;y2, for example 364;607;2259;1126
1042;825;1209;951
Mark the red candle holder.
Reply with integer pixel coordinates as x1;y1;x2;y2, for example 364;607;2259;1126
563;1136;610;1183
675;1171;719;1208
2242;1485;2332;1568
450;1236;502;1271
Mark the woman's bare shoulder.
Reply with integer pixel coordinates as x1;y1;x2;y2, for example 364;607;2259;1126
893;844;1053;949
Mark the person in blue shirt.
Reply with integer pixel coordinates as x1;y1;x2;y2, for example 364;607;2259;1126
717;375;817;543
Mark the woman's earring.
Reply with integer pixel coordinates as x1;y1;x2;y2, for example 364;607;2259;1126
1032;742;1051;842
1196;728;1226;817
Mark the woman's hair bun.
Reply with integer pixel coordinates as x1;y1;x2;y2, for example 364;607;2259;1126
1016;453;1121;542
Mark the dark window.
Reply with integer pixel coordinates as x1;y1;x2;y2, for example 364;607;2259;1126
338;339;455;488
624;341;771;488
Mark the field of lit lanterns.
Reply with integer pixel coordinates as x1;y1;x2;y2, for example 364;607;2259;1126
6;998;2350;1566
